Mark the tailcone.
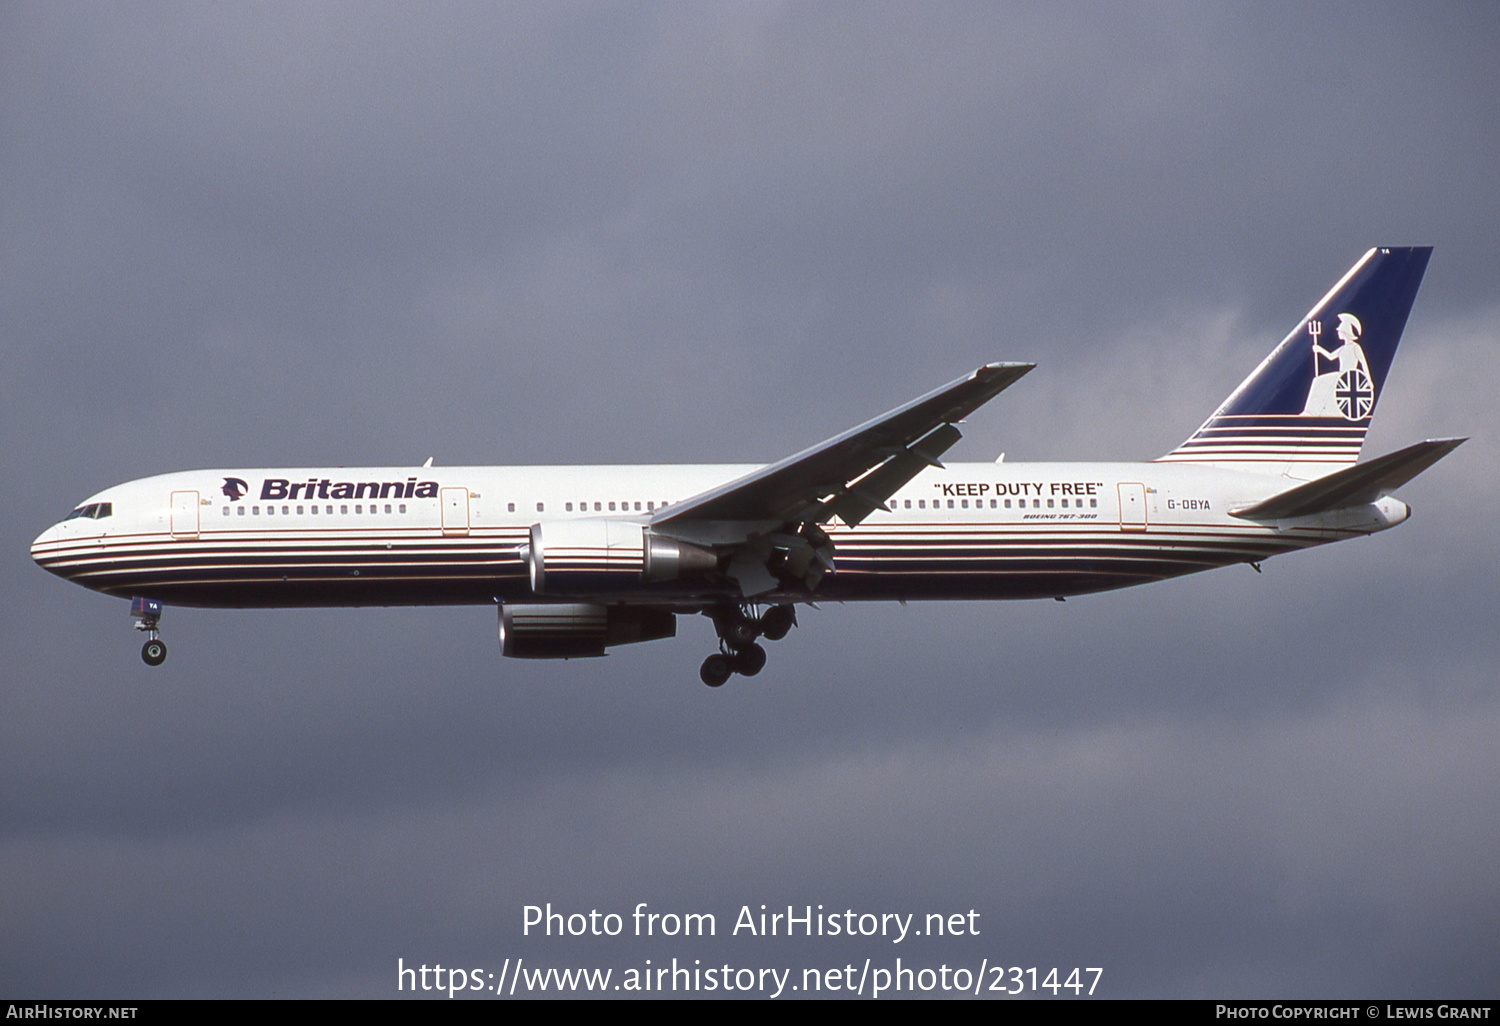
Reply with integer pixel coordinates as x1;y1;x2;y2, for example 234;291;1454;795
1373;494;1410;528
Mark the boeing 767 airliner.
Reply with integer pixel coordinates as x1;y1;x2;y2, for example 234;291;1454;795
32;247;1462;685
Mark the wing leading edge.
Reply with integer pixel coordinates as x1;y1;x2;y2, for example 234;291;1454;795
652;362;1034;529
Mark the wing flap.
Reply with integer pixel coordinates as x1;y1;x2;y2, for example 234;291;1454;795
818;422;963;527
1230;437;1466;520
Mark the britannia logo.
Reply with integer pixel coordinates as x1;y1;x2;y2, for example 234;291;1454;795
1302;313;1373;420
222;477;249;501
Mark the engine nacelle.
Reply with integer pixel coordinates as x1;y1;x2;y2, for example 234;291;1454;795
498;603;676;659
528;520;717;595
643;534;719;583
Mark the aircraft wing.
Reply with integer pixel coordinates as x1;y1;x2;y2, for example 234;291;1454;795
653;362;1034;529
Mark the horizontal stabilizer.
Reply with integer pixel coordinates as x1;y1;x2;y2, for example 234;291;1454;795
1230;437;1466;520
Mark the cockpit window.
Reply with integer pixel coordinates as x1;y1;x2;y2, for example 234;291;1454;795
63;502;113;520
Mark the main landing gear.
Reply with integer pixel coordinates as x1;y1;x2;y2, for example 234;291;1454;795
699;604;797;687
131;596;167;666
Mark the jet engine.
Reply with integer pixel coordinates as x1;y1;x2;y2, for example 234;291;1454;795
498;603;676;658
527;520;717;595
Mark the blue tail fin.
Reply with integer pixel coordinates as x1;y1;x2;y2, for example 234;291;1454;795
1159;247;1431;478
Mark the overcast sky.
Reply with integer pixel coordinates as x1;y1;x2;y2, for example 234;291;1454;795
3;2;1497;999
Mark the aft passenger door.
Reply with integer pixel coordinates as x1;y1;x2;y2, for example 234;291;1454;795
1117;482;1148;531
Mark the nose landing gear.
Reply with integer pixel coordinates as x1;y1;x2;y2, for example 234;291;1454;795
131;597;167;666
141;637;167;666
698;604;796;687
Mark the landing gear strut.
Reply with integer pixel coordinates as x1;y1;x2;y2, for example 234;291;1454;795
699;604;796;687
131;597;167;666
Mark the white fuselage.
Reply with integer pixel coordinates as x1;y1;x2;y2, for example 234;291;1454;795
30;461;1408;610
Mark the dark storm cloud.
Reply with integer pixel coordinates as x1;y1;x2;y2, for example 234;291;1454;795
8;2;1495;462
3;1;1497;998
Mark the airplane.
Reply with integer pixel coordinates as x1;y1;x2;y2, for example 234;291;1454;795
32;246;1464;687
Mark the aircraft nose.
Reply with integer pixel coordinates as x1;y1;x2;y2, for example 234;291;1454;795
31;522;64;573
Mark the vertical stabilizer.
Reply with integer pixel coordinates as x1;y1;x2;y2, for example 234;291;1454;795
1158;247;1431;478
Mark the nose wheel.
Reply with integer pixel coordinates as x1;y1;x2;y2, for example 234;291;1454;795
131;597;167;666
699;604;795;686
